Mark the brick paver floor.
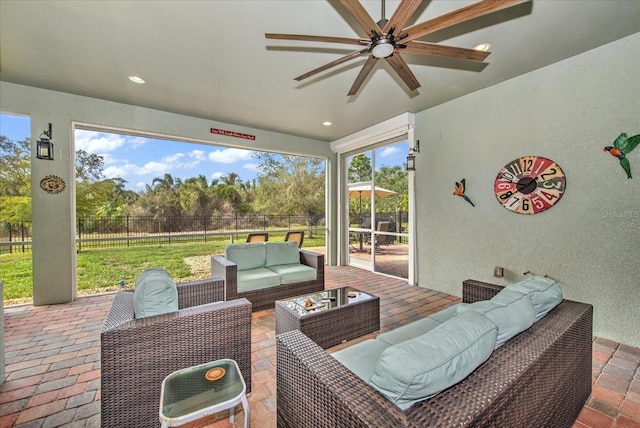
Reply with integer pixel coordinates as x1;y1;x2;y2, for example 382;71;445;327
1;266;639;427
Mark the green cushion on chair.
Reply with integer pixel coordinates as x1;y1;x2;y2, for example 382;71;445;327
133;268;179;318
502;276;563;321
225;243;266;271
265;242;300;267
370;311;497;410
457;291;535;348
267;264;316;284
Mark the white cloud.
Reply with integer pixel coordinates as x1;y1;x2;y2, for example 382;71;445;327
75;130;127;153
162;152;185;163
243;163;260;172
208;148;253;164
379;146;400;157
189;149;207;161
75;130;150;154
210;172;224;180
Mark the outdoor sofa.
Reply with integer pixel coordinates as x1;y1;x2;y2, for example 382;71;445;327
101;276;252;428
277;278;593;427
211;241;324;311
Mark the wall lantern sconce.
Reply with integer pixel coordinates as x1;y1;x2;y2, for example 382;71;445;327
36;123;54;160
406;140;420;171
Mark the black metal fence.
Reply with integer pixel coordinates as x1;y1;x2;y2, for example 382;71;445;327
0;213;326;254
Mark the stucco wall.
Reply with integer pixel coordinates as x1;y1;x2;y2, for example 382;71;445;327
0;83;336;304
414;33;640;347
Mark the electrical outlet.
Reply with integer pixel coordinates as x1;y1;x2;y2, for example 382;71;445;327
494;266;504;278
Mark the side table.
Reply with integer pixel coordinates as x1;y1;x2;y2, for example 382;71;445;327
159;359;249;428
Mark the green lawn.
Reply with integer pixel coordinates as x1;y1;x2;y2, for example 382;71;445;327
1;233;326;304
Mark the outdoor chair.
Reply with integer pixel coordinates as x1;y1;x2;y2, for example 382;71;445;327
247;232;268;242
101;278;252;428
285;230;304;248
369;221;393;253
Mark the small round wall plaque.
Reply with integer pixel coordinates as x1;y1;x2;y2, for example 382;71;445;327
40;175;66;194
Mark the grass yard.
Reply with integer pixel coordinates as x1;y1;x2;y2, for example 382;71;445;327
1;233;326;305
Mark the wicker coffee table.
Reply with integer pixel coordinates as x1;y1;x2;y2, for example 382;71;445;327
275;286;380;349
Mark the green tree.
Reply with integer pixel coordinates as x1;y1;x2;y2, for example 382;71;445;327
0;136;31;196
75;149;104;181
0;136;32;225
253;153;325;236
348;154;371;183
375;165;408;212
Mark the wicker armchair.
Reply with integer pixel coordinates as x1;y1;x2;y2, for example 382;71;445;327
101;278;252;428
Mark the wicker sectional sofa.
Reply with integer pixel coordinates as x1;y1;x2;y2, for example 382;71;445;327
211;242;325;311
276;278;593;428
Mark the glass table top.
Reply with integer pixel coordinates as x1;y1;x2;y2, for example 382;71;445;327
160;359;245;419
279;286;374;317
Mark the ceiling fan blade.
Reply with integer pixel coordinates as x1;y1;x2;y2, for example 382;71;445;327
339;0;381;37
266;33;367;46
385;54;420;91
402;0;523;43
348;56;378;96
403;41;490;61
295;49;369;81
382;0;422;34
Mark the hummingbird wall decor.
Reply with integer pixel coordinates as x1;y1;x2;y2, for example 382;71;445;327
604;132;640;179
453;179;475;207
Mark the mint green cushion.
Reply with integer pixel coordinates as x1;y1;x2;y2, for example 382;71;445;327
267;263;316;284
370;311;498;410
378;303;464;346
502;276;563;321
332;338;392;382
377;317;443;346
457;291;535;348
427;303;465;324
237;268;281;292
265;242;300;267
225;243;266;271
133;268;178;318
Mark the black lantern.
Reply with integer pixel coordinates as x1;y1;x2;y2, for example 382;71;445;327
406;140;420;171
36;123;54;160
406;152;416;171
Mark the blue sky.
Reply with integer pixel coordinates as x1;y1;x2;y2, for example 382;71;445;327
1;112;407;190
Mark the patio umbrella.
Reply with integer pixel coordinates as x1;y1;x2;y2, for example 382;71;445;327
348;182;397;219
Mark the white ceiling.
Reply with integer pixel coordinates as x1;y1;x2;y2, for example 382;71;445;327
1;1;639;142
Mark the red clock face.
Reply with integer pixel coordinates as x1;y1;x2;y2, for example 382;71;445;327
494;156;566;214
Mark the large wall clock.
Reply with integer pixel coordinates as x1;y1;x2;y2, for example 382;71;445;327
494;156;566;214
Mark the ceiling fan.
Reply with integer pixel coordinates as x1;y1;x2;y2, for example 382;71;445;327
266;0;524;96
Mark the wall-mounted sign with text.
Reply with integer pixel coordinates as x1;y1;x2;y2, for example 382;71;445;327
210;128;256;141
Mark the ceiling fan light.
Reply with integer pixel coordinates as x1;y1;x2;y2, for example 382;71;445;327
473;43;491;52
371;42;395;59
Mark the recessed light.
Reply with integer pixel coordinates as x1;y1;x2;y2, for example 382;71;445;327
473;43;491;52
128;75;146;84
322;121;332;126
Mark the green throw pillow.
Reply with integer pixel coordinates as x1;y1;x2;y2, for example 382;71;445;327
370;310;497;410
503;276;563;321
133;268;178;318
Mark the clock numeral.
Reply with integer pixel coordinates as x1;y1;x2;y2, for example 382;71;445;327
495;182;513;190
541;179;563;190
520;157;535;173
530;193;547;210
509;162;523;176
540;190;559;202
540;167;558;181
508;196;520;208
499;190;513;200
521;198;530;211
500;170;516;182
